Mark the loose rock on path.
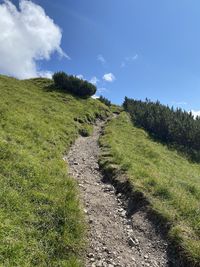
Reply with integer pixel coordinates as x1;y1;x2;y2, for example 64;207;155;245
66;120;174;267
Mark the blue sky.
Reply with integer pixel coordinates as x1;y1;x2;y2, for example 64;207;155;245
2;0;200;110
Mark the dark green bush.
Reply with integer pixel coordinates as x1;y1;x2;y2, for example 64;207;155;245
52;72;66;90
53;72;96;98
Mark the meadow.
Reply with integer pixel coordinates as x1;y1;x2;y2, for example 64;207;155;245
0;75;108;266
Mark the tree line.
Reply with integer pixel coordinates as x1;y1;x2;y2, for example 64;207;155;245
98;95;111;106
123;97;200;162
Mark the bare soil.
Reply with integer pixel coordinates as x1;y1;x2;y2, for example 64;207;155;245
66;120;176;267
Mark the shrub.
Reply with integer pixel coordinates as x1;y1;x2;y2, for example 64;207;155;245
98;95;111;107
52;71;67;90
53;72;96;98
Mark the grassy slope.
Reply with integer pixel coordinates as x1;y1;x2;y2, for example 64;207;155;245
0;75;109;266
99;112;200;265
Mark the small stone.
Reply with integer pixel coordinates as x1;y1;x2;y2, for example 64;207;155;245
117;198;122;204
128;238;135;247
89;218;93;224
83;209;88;214
121;210;126;217
128;237;139;247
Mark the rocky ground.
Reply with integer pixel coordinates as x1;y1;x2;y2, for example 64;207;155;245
66;120;176;267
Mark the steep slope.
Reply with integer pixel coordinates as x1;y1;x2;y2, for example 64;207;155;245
0;75;109;266
99;112;200;266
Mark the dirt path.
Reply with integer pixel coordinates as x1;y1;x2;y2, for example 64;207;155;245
66;120;172;267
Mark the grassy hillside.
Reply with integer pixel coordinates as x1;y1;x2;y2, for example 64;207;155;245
99;112;200;266
0;75;109;266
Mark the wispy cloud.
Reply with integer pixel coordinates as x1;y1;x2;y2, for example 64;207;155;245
121;62;126;68
97;54;106;65
121;62;125;68
66;7;95;26
121;54;138;68
126;54;139;61
103;73;116;82
171;101;187;106
90;76;99;85
97;87;108;93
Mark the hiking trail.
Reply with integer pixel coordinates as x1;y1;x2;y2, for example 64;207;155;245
66;119;175;267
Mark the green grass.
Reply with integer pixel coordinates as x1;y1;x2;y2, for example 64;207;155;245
99;112;200;265
0;75;109;266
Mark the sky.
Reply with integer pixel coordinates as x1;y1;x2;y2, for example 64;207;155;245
1;0;200;114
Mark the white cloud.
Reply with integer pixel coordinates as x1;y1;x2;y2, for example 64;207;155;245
92;95;100;99
97;54;106;64
191;110;200;118
90;76;99;85
0;0;68;79
103;73;116;82
76;74;84;80
38;71;53;79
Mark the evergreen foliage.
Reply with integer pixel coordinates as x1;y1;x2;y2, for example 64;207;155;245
98;95;111;106
123;97;200;161
53;71;96;98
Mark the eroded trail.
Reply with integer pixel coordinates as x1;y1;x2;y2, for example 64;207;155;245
67;120;171;267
